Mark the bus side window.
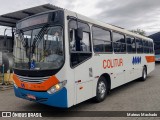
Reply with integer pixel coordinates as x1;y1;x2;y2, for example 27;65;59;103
69;29;76;51
151;42;154;53
81;32;90;52
112;32;126;53
149;41;154;54
126;36;136;53
136;38;143;53
69;20;92;67
92;26;112;53
143;40;149;54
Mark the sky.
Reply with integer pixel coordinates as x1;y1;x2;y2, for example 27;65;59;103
0;0;160;36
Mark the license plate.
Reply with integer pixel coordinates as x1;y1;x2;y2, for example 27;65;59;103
27;94;36;100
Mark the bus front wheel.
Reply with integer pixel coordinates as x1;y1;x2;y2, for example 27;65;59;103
94;76;108;102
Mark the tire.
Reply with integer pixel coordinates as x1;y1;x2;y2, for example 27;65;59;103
141;66;147;81
94;76;108;102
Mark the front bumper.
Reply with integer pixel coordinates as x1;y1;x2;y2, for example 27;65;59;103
14;86;68;108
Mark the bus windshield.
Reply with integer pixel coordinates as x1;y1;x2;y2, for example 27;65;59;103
13;26;64;70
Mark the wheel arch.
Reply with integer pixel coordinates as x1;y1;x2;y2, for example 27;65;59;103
100;73;111;91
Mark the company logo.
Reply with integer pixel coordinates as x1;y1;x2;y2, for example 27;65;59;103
132;56;141;65
103;58;123;69
2;112;11;117
1;112;42;118
21;83;25;88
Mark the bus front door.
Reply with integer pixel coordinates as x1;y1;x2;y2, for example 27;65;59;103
74;60;93;104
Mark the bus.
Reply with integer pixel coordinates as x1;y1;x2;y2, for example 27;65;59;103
13;9;155;108
154;41;160;61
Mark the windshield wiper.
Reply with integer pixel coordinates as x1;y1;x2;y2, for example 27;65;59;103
17;29;30;58
31;24;49;54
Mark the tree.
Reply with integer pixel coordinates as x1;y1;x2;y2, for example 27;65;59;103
130;29;146;36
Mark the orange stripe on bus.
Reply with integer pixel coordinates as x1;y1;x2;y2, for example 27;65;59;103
145;56;155;63
13;74;59;91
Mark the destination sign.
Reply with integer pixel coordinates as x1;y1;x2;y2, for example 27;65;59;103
17;14;49;29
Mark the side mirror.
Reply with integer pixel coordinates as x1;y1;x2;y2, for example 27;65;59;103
76;27;83;40
70;30;74;42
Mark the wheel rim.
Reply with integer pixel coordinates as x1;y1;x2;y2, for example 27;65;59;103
98;81;106;99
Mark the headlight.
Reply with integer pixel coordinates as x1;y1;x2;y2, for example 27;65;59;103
13;81;18;88
47;80;67;94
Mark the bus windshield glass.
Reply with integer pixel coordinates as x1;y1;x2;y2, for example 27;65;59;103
14;26;64;70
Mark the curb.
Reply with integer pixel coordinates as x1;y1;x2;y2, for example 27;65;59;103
0;85;13;91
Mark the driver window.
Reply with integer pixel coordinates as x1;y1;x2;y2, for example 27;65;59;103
81;32;90;52
69;20;91;52
69;20;92;67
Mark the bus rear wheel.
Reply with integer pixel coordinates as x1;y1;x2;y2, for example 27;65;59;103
94;76;108;102
141;66;147;81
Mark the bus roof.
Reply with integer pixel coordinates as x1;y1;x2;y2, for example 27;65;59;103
65;10;153;42
0;4;62;27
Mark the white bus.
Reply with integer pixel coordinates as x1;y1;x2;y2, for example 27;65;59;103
13;9;155;108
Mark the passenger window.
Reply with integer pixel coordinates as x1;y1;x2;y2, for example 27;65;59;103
143;40;149;54
92;26;112;53
151;42;154;53
126;36;136;53
148;41;154;54
112;32;126;53
136;38;143;53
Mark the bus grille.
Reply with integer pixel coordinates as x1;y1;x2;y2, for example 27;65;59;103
17;75;50;83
